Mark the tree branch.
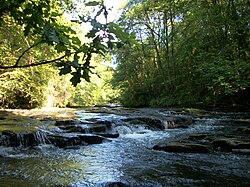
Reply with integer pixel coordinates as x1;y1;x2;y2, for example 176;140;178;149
0;52;74;69
14;39;45;67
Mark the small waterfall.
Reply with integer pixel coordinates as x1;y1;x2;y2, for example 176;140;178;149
162;120;177;129
80;124;90;134
17;133;27;147
34;131;50;145
0;130;51;147
0;135;11;147
114;125;149;135
115;126;133;134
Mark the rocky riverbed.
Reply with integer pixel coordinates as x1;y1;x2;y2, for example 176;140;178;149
0;106;250;186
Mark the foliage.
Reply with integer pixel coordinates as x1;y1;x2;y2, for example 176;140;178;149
112;0;250;108
69;55;120;106
1;0;249;109
0;0;129;86
0;0;121;108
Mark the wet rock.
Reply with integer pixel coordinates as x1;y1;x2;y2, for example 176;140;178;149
237;127;250;134
1;130;45;147
153;142;211;153
188;134;208;141
0;129;108;148
123;117;192;130
47;134;106;148
39;117;55;121
96;133;119;138
233;119;250;124
55;119;113;134
67;124;110;134
78;134;106;144
232;149;250;155
0;135;9;146
234;143;250;149
102;182;129;187
2;130;16;137
55;120;77;127
161;120;189;129
212;139;237;151
47;134;82;148
123;117;162;129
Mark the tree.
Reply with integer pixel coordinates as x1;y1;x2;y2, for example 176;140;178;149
112;0;250;107
0;0;130;108
0;0;126;86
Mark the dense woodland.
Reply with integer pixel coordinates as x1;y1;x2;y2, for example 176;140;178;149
0;0;250;109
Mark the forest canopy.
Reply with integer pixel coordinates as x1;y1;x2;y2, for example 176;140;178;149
112;0;250;108
0;0;249;109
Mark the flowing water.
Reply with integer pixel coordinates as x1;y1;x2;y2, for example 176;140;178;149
0;107;250;186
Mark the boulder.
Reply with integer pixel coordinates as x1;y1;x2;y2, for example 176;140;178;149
153;142;211;153
212;139;237;151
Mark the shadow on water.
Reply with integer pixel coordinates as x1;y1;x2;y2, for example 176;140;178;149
0;107;250;186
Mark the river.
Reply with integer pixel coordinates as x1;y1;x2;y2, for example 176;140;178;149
0;106;250;186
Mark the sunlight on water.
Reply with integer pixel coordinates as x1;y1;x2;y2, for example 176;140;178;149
1;107;250;186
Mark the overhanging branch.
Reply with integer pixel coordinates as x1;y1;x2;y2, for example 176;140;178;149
0;52;74;69
14;39;45;67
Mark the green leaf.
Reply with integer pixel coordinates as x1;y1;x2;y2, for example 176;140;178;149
72;36;81;46
96;7;104;17
59;64;71;75
50;29;59;43
116;42;123;49
108;23;129;43
85;1;100;6
72;54;80;68
86;29;98;38
55;43;67;53
83;71;90;82
107;41;113;49
71;60;79;68
91;19;102;28
79;44;89;53
70;72;81;86
24;25;31;36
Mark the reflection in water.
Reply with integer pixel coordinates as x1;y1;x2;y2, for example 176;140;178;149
0;107;250;186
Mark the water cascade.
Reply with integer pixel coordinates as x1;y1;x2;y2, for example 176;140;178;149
0;107;250;186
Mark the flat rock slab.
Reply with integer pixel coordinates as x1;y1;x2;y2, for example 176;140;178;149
0;130;109;148
153;143;211;153
123;116;192;130
232;149;250;155
153;130;250;154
